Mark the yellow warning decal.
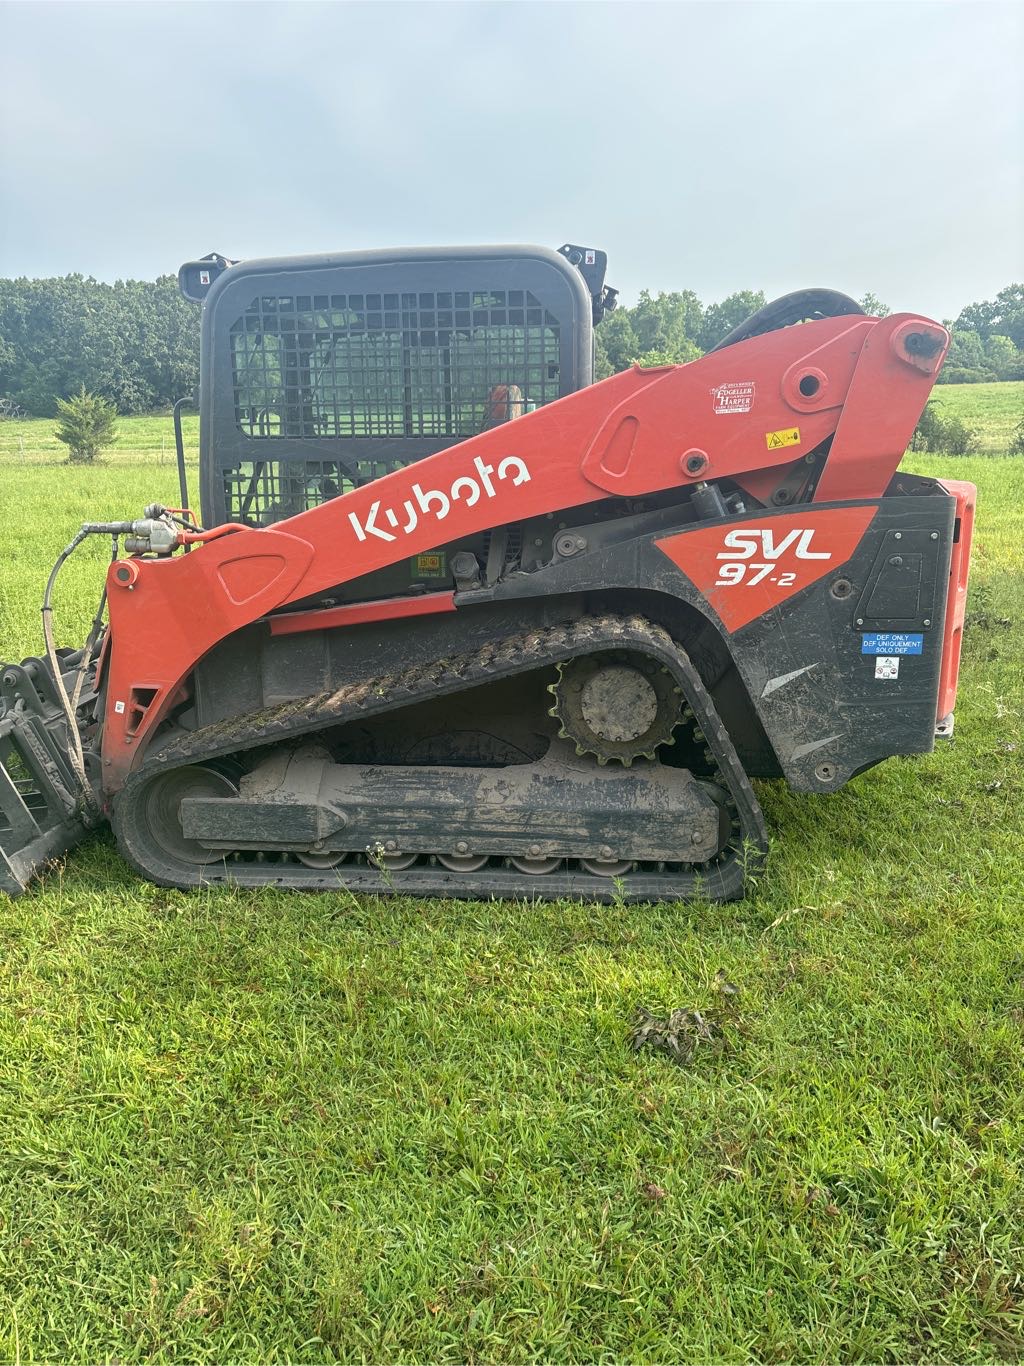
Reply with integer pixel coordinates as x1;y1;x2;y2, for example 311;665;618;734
765;427;801;450
413;552;446;578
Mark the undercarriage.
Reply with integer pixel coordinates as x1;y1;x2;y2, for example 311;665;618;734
112;615;767;902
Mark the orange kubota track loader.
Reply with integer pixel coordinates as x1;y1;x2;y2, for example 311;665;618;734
0;244;974;901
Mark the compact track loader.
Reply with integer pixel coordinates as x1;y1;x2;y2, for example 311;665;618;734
0;244;975;901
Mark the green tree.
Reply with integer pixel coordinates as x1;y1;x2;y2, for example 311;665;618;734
983;334;1020;378
0;274;199;415
859;291;891;318
910;401;978;455
595;291;704;374
594;308;640;378
698;290;766;350
955;284;1024;348
630;289;704;358
631;347;697;368
54;386;119;463
945;329;987;372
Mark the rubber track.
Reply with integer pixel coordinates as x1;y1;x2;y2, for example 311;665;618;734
114;614;767;902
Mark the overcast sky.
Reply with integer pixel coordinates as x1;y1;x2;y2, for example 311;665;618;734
0;0;1021;320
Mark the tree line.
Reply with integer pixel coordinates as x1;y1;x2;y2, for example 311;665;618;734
595;283;1024;386
0;275;199;416
0;273;1020;417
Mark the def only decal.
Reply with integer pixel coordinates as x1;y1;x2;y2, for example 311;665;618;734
862;632;925;683
861;633;924;655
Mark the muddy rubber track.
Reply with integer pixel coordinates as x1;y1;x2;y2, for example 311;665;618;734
114;614;767;902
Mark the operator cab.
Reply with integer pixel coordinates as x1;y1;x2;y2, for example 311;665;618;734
179;245;615;530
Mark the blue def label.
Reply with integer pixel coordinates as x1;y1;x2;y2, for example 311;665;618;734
861;632;924;655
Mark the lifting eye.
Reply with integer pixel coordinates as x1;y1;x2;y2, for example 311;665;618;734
798;374;821;398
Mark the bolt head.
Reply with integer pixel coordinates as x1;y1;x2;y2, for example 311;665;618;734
894;532;902;540
528;843;541;857
600;846;614;860
856;618;864;626
930;531;939;540
923;619;931;627
455;841;468;855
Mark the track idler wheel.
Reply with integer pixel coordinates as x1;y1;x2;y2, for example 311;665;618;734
140;765;238;866
548;651;682;766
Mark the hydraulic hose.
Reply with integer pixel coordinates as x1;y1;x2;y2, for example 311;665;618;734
40;531;100;813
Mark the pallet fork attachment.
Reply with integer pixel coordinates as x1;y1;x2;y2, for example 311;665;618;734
0;660;96;896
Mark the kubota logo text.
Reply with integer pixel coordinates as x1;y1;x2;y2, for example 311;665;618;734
715;527;831;587
348;455;531;544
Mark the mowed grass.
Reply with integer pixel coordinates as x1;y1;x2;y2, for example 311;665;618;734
927;380;1023;454
0;411;200;466
0;426;1022;1359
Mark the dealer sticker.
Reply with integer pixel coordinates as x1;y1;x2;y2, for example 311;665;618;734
875;656;900;680
711;381;755;414
861;632;924;655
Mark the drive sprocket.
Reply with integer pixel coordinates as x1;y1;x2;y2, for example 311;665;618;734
548;650;682;766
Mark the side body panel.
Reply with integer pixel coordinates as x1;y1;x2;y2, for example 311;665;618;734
654;496;958;787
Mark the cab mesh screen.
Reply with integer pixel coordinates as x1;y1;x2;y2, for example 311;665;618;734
229;289;561;440
223;456;405;526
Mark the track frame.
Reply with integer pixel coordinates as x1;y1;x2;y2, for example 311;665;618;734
113;615;767;902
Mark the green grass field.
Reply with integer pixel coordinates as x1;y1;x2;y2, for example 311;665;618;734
0;396;1022;1361
928;381;1024;454
0;411;201;467
0;379;1019;466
